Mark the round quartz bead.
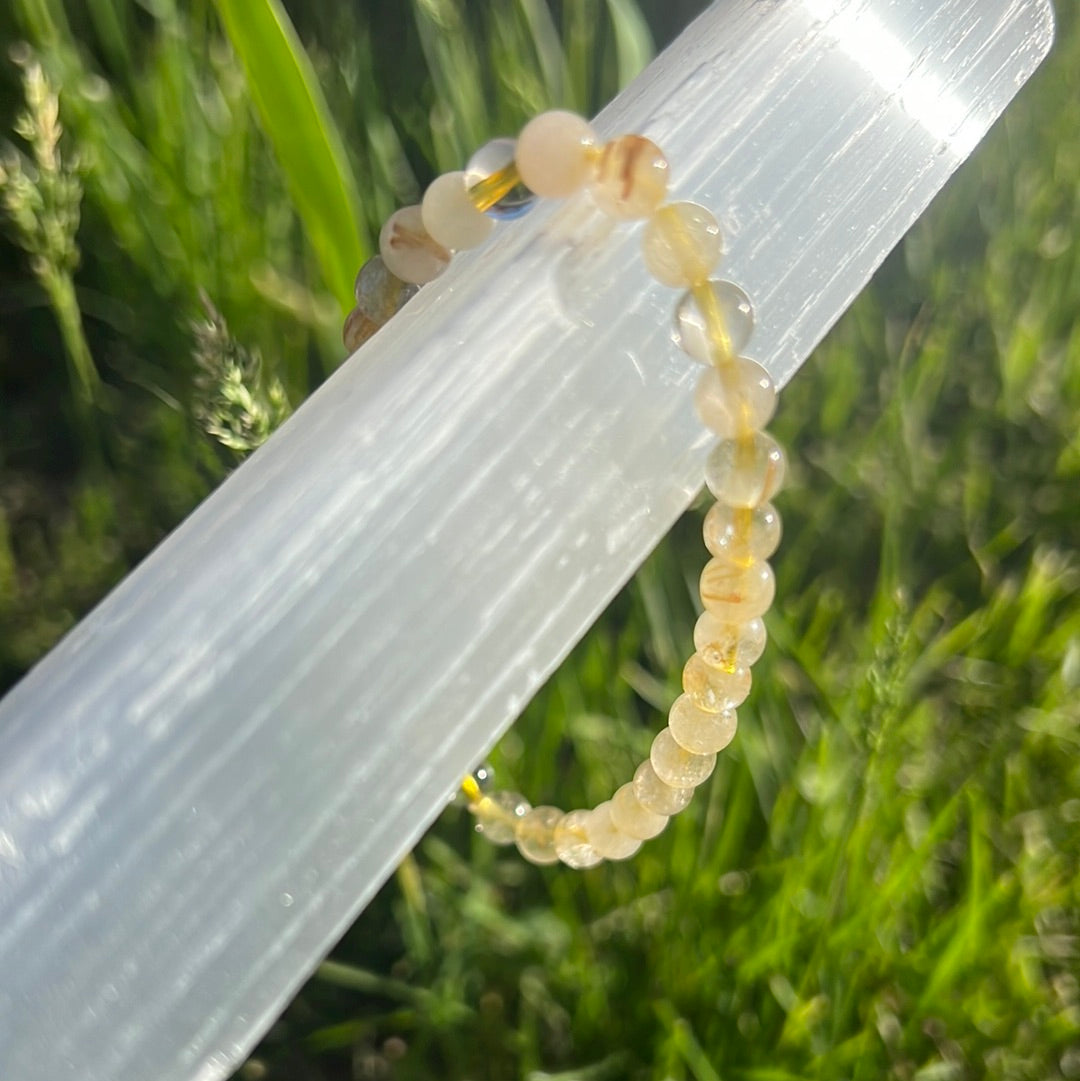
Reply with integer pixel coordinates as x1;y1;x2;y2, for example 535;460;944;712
515;110;597;198
642;202;723;288
342;306;378;352
421;170;495;251
669;694;738;755
590;134;669;219
633;759;694;816
354;254;419;316
472;791;531;845
379;205;451;285
650;727;717;789
514;805;563;865
553;809;604;869
703;501;782;564
584;802;642;860
464;137;537;220
693;613;768;670
682;654;752;712
694;359;777;438
610;782;668;840
699;558;776;622
704;433;786;508
673;280;754;364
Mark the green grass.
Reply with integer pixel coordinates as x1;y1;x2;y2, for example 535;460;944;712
0;0;1078;1079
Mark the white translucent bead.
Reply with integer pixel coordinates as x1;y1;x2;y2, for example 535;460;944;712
554;809;604;868
704;433;786;507
681;655;751;712
642;202;723;288
669;694;738;755
610;782;668;840
650;727;716;789
514;805;563;865
673;280;754;364
632;760;694;816
694;358;777;437
421;170;495;251
693;613;768;669
585;802;642;860
515;110;597;198
703;501;782;563
472;791;531;845
379;205;451;284
465;137;537;220
699;558;776;621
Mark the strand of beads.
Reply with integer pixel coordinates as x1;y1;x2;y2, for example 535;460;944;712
343;112;784;868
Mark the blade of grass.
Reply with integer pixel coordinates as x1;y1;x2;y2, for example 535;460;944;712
210;0;366;310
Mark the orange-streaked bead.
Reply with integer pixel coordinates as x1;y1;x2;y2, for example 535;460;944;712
590;134;669;219
699;558;776;621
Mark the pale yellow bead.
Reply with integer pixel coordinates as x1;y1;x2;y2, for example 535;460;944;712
693;613;768;670
472;791;530;845
699;558;776;621
704;433;786;507
514;804;563;865
378;205;451;284
650;727;716;789
610;782;668;840
553;809;604;869
421;171;495;251
682;654;751;712
703;501;782;564
669;694;738;755
585;801;642;860
590;134;669;220
694;359;777;438
632;759;694;816
515;110;597;198
642;202;722;288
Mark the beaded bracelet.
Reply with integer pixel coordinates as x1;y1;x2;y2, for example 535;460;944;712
343;111;785;869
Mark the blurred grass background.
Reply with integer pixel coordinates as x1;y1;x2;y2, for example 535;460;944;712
1;1;1078;1080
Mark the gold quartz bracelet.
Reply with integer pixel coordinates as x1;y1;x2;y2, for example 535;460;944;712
343;110;785;869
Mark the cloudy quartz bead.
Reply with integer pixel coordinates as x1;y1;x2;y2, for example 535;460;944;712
610;782;668;840
472;791;531;845
693;613;768;670
669;695;738;755
704;433;786;508
682;655;752;712
554;810;604;869
650;728;716;789
515;110;597;198
674;280;755;364
585;802;642;860
642;202;723;287
703;502;782;563
514;805;563;865
694;359;777;437
632;760;694;816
